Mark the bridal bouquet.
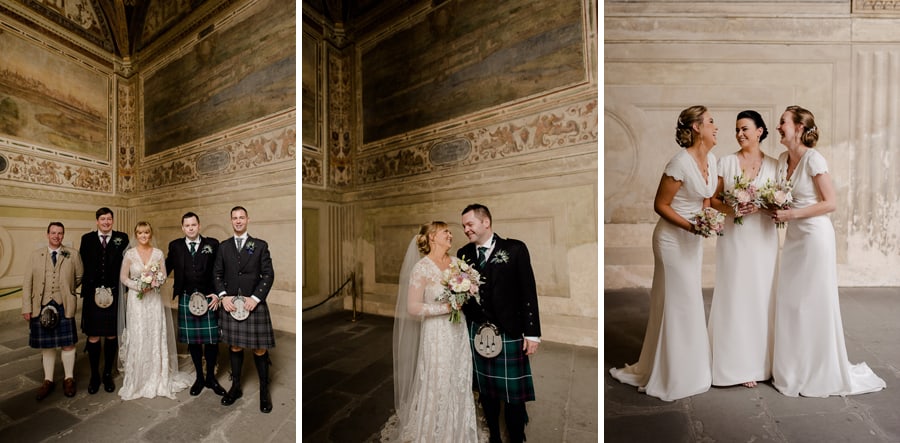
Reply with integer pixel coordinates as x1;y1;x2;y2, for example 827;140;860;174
438;259;482;323
720;174;761;225
136;262;166;299
690;207;725;238
759;179;793;228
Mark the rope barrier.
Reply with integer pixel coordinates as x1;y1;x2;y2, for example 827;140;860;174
302;274;354;312
0;287;22;298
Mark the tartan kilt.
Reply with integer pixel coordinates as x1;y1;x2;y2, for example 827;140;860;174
81;286;119;336
30;301;78;348
177;293;219;344
218;301;275;349
468;321;536;404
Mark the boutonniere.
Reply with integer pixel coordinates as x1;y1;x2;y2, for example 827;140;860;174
490;250;510;264
245;240;256;255
112;237;124;246
201;244;214;254
60;249;71;259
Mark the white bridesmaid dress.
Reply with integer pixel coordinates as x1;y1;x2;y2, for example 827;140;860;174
708;153;779;386
771;149;886;397
610;149;716;401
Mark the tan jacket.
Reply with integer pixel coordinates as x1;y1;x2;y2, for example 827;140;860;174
22;246;84;318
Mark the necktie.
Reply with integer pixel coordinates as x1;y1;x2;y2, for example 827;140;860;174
236;238;244;250
51;251;57;266
101;235;108;248
477;246;489;268
189;242;197;255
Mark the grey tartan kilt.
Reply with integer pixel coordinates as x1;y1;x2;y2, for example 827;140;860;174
468;321;536;404
30;301;78;348
218;301;275;349
177;293;219;344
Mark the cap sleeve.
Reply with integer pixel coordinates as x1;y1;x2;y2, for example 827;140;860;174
806;150;829;177
663;151;687;182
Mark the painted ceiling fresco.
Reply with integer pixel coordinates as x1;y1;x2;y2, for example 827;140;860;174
3;0;223;58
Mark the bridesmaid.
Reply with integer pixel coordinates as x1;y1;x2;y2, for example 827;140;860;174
708;110;778;388
609;105;717;401
770;105;885;397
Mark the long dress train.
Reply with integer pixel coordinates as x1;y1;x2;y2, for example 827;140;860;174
771;149;885;397
609;149;716;401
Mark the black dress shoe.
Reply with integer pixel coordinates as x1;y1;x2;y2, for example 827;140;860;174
102;374;115;393
206;379;227;396
259;388;272;413
221;386;242;406
88;376;100;395
189;379;205;396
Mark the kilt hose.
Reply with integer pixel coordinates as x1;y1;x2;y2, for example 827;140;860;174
468;321;536;404
218;301;275;349
30;300;78;348
177;293;219;344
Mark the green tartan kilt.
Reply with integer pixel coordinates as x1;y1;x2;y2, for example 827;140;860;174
468;321;536;404
177;293;219;344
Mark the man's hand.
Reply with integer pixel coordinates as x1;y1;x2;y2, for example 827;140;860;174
207;294;220;311
23;313;31;321
244;298;258;312
222;296;236;312
523;338;539;356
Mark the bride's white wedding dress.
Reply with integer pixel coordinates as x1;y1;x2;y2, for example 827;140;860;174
118;247;192;400
383;253;482;442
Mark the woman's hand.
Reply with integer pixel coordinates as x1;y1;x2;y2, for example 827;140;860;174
737;202;758;216
772;209;793;224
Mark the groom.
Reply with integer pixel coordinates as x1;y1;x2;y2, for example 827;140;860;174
458;203;541;443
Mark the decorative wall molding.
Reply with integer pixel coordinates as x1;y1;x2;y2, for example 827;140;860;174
138;111;296;191
117;79;136;194
0;138;112;193
328;47;353;188
354;98;598;185
302;150;324;186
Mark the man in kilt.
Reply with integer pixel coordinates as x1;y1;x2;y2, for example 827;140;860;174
80;207;129;394
23;222;84;399
165;212;227;397
213;206;275;413
458;204;541;443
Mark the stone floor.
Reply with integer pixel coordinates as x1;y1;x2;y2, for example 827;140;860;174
301;311;599;442
605;287;900;443
0;313;296;443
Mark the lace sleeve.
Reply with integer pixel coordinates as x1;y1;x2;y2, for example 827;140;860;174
406;262;449;318
120;253;138;291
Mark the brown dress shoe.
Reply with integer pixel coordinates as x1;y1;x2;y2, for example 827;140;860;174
63;378;76;397
36;380;55;401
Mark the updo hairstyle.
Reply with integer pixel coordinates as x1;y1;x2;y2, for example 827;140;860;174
675;105;708;148
784;105;819;147
736;110;769;143
416;221;448;255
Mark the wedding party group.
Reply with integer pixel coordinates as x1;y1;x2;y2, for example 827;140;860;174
21;205;277;413
382;204;542;443
609;105;887;401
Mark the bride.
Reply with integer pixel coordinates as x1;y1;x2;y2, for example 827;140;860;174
117;221;192;400
383;221;479;442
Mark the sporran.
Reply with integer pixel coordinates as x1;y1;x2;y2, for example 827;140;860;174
94;286;113;309
39;304;59;329
230;295;250;321
474;322;502;358
188;292;209;316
